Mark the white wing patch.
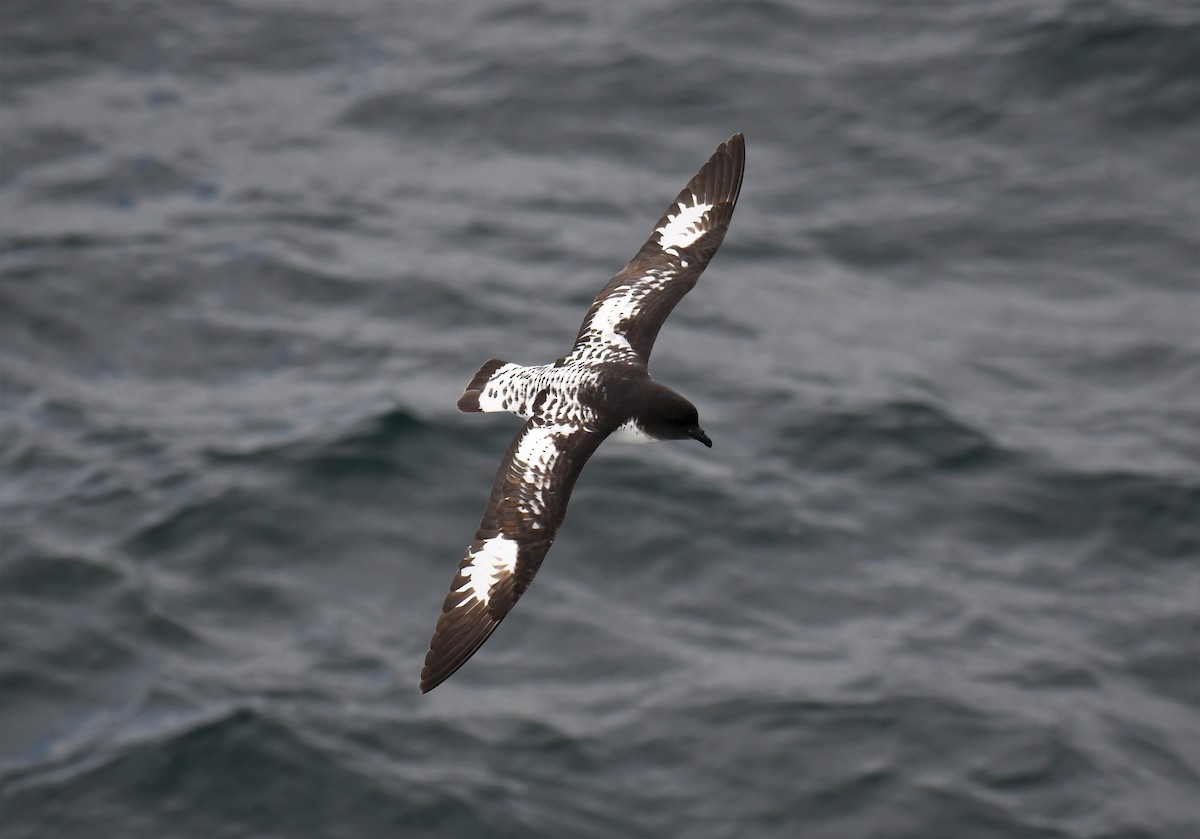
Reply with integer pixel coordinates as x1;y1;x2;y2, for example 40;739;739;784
566;193;716;365
514;422;582;521
569;271;671;364
582;288;641;352
456;534;520;605
657;198;714;251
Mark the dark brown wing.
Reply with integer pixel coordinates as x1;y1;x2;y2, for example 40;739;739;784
567;133;745;366
420;418;608;692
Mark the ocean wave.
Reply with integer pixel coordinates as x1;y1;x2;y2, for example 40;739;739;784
0;553;124;601
970;464;1200;563
771;399;1007;478
30;155;215;210
0;127;96;186
1;1;366;86
278;407;433;481
1006;6;1200;128
0;706;401;839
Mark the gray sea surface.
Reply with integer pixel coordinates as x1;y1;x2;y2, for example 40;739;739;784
2;1;1199;837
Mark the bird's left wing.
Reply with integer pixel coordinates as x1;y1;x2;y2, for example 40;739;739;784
566;132;745;366
420;416;609;692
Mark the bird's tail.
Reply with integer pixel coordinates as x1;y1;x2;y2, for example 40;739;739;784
456;358;515;412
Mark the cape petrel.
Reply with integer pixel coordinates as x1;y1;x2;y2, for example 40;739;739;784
420;133;745;692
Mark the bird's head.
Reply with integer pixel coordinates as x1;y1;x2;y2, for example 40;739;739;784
639;384;712;447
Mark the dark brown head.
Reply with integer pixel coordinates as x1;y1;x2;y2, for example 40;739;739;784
637;383;712;447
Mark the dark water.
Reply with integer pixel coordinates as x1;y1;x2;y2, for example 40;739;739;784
2;0;1199;836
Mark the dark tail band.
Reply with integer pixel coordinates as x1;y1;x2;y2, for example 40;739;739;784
456;358;509;412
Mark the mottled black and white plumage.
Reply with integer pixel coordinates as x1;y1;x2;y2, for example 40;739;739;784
421;133;745;693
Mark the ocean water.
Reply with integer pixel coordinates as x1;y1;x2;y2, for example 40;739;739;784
2;0;1199;836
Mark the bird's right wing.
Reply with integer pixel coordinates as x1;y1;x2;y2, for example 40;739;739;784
420;416;609;692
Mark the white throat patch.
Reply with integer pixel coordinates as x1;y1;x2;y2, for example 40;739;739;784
610;419;655;444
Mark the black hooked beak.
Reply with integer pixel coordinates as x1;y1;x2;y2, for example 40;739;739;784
687;426;713;448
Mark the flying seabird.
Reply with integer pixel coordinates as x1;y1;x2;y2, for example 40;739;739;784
420;133;745;692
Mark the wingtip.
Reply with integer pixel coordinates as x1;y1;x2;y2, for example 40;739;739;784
721;132;745;161
419;590;510;693
418;651;458;694
706;132;745;209
419;659;448;693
